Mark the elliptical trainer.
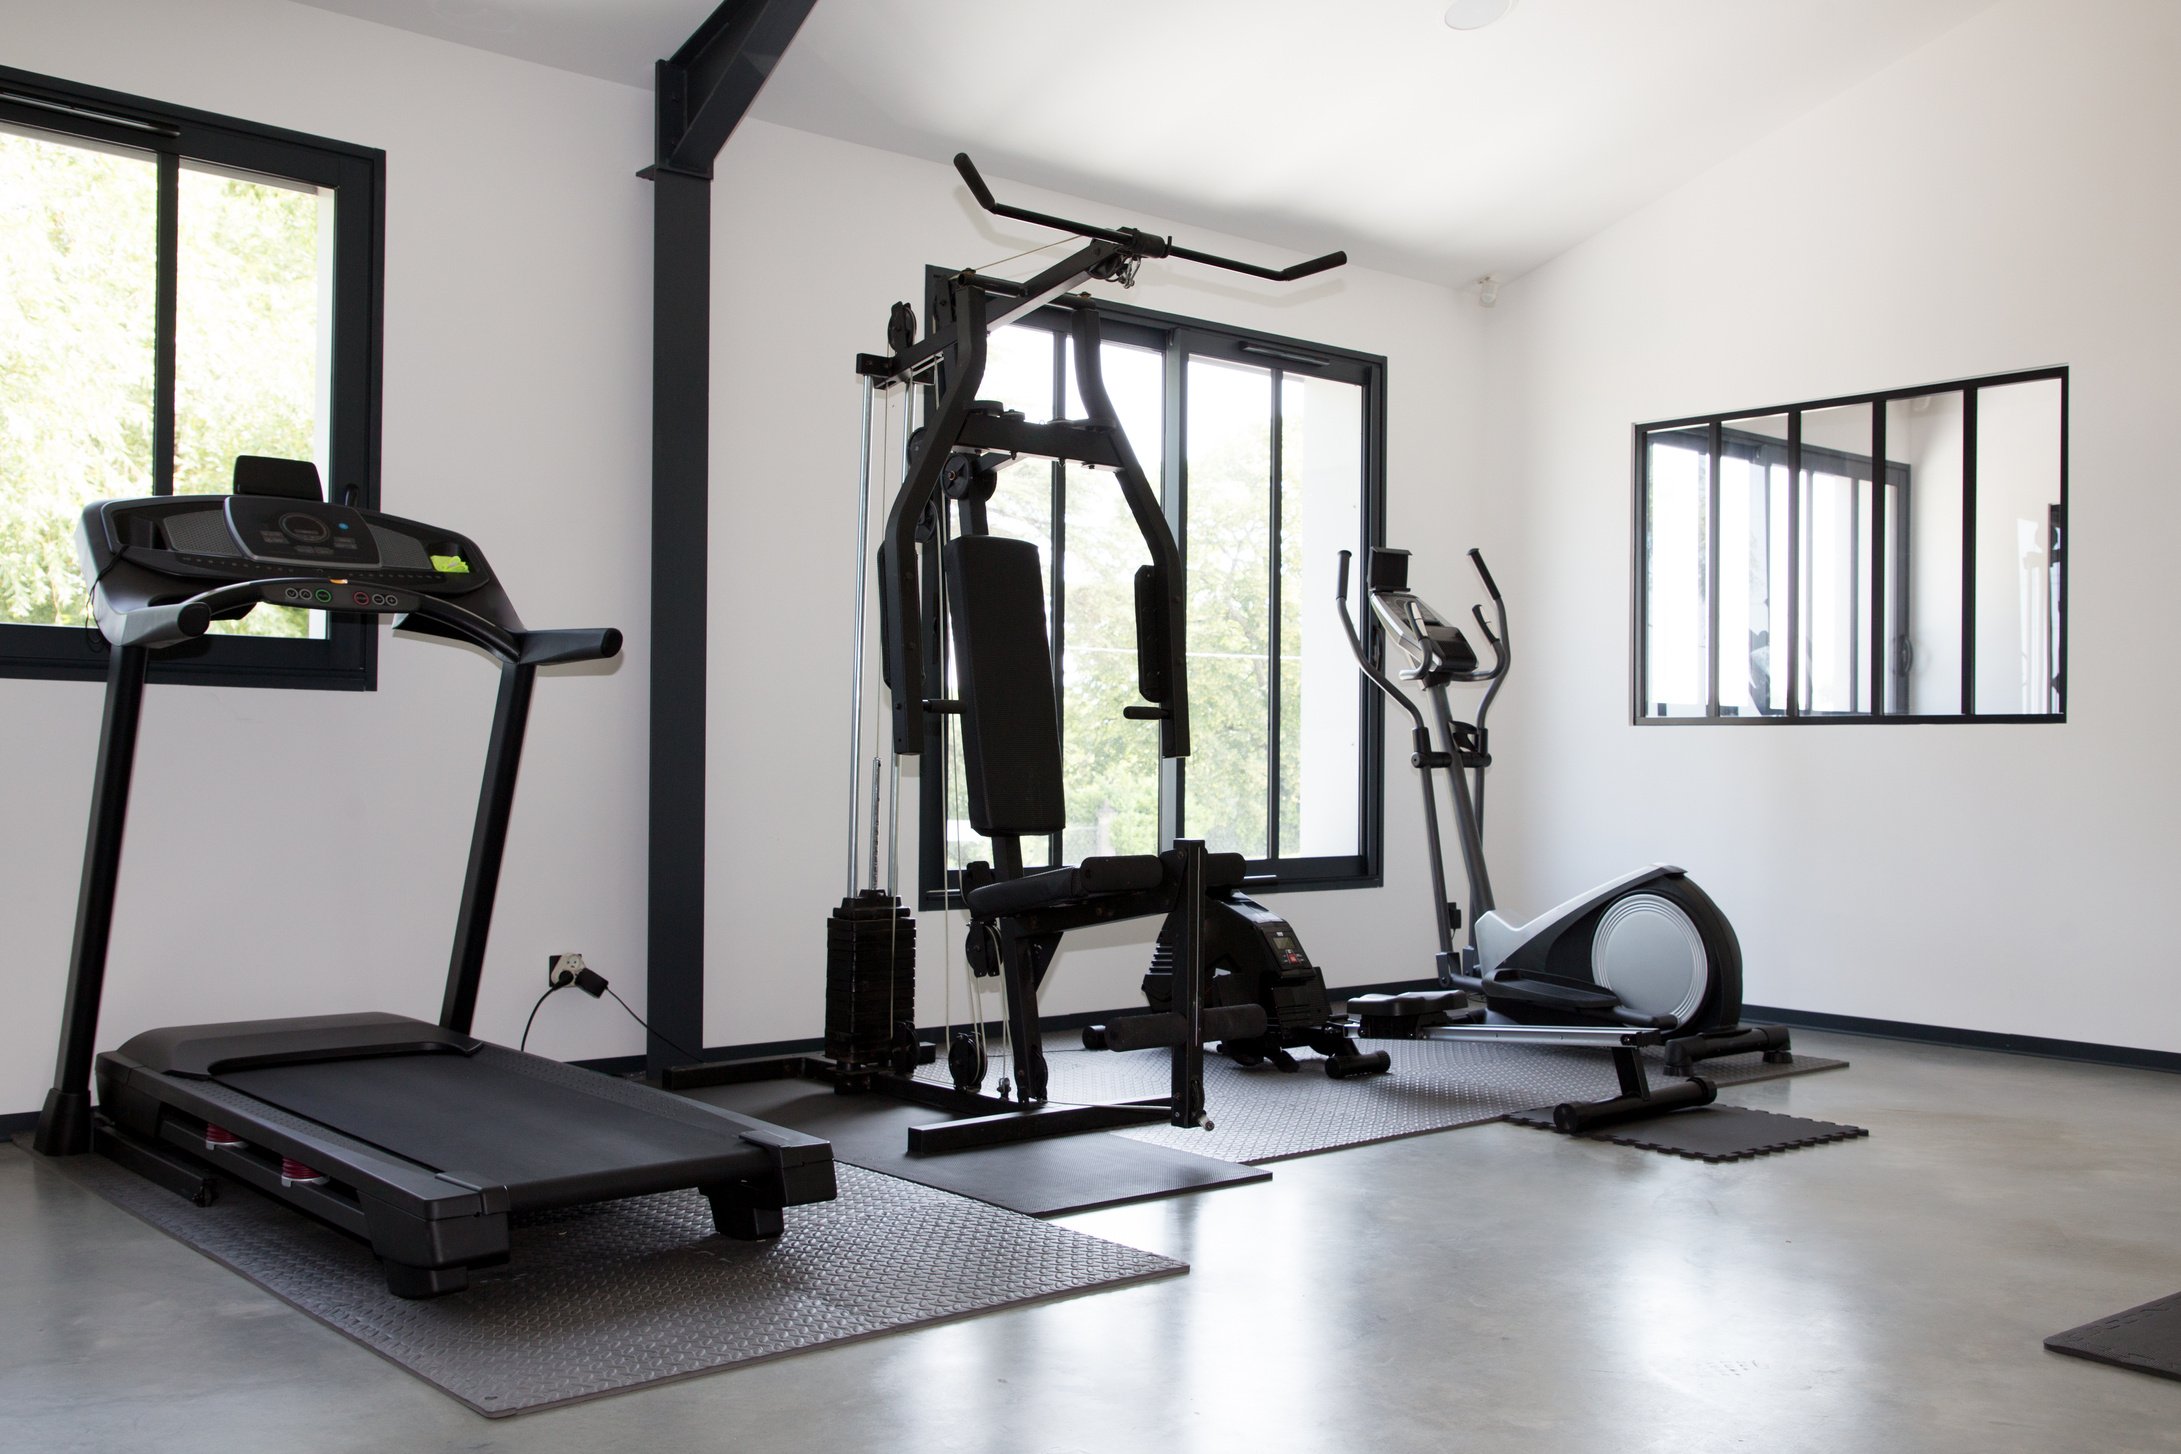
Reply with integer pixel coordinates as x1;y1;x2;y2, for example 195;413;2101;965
1338;545;1790;1076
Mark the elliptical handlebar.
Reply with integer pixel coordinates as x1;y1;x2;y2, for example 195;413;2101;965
1464;549;1510;726
1336;549;1429;738
953;153;1348;283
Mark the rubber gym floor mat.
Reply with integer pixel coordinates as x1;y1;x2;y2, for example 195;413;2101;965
915;1037;1847;1165
36;1151;1182;1418
1501;1103;1869;1161
2046;1293;2181;1382
674;1076;1268;1216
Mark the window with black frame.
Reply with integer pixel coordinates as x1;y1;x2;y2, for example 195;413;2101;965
0;67;382;687
921;288;1385;902
1635;368;2065;724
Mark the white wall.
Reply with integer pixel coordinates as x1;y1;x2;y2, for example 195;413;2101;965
1480;0;2180;1049
2;0;656;1116
703;121;1486;1047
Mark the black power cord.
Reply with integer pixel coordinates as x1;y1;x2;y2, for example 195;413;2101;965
518;960;703;1064
518;984;558;1053
603;985;703;1064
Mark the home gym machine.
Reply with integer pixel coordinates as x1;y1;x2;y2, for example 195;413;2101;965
30;458;835;1296
662;155;1349;1152
1335;545;1792;1130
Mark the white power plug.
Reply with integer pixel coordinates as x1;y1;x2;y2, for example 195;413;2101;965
548;952;587;988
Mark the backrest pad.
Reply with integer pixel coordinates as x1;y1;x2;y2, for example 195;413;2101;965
943;534;1064;836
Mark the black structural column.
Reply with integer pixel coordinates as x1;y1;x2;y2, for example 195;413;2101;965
644;0;814;1076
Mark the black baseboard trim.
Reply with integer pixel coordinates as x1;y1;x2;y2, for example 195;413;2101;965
20;991;2169;1125
1744;1004;2181;1075
575;981;1440;1080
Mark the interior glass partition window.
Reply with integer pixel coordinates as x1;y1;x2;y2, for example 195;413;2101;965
1640;427;1710;717
0;68;381;687
919;278;1386;902
1635;368;2065;724
1885;391;1964;715
1972;377;2064;715
1717;416;1787;717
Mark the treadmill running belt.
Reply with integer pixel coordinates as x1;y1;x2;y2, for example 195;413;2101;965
220;1052;764;1205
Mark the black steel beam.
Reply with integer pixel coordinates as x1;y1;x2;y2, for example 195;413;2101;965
645;0;813;1075
655;0;816;179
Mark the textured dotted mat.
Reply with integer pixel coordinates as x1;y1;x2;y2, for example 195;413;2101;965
41;1153;1182;1417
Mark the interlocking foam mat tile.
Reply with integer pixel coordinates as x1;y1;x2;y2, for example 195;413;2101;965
1503;1102;1870;1161
2046;1293;2181;1382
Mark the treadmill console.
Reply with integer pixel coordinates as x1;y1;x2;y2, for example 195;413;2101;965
76;478;515;651
84;495;492;595
224;496;382;569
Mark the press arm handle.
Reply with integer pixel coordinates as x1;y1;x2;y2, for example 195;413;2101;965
954;152;1346;284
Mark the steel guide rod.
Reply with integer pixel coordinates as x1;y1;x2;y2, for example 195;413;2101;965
846;374;876;896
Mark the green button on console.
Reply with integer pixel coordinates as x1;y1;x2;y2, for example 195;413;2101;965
315;588;332;603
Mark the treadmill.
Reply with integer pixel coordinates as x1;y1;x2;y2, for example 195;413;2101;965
30;458;835;1297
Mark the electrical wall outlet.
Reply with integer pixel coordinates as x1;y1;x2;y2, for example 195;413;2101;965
548;952;587;988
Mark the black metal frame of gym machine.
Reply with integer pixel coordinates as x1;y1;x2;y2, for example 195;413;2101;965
662;156;1347;1154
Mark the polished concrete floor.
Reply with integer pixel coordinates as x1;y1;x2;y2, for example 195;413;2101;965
3;1031;2178;1453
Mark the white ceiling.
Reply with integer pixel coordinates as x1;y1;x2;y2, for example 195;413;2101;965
291;0;2000;286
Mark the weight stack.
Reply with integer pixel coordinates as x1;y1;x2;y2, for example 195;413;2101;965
824;889;917;1067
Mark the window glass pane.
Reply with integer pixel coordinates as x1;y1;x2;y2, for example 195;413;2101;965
1184;356;1272;857
1973;378;2063;715
943;452;1054;875
174;162;332;638
1278;373;1362;857
1798;403;1873;715
1060;341;1162;862
978;323;1054;423
1885;392;1964;715
1642;427;1711;717
0;125;157;628
1715;416;1787;717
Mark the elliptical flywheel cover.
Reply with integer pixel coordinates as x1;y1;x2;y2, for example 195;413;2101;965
1591;893;1708;1027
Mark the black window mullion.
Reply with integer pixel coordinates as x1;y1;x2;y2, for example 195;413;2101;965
2054;372;2069;714
151;150;178;495
1869;407;1888;716
1785;412;1802;718
1047;326;1065;867
1960;387;1978;716
1265;368;1284;863
1706;420;1722;717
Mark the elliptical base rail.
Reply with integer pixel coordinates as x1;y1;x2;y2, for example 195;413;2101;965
1408;1021;1717;1133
